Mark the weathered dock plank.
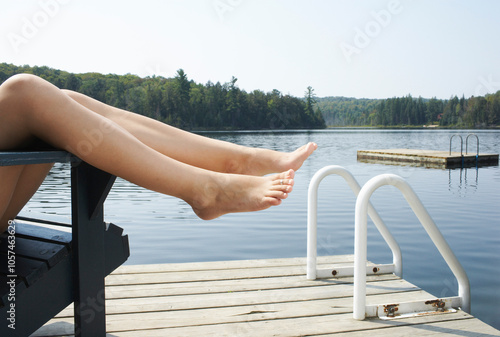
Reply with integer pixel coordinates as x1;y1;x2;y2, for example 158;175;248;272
357;148;499;168
321;318;500;337
32;255;500;337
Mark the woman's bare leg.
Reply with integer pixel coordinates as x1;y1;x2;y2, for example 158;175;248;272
0;164;53;232
0;166;24;231
61;90;317;175
0;74;295;221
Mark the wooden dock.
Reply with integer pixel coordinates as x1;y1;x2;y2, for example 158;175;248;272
357;149;499;168
32;255;500;336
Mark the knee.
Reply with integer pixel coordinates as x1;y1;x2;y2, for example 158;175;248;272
3;73;42;87
60;88;79;100
1;74;45;97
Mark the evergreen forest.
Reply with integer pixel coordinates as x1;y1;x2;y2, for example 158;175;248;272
0;63;325;130
318;92;500;128
1;63;498;129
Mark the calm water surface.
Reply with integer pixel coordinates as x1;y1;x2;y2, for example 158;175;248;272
25;129;500;329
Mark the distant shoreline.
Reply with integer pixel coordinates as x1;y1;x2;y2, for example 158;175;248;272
325;125;500;130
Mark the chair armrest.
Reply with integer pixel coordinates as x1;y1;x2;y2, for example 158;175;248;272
0;151;80;166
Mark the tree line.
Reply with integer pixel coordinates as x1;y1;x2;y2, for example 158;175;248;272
317;92;500;128
3;63;497;129
0;63;325;130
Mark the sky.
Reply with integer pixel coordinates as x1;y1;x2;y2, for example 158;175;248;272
1;0;500;99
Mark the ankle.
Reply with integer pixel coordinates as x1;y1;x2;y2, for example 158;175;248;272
224;148;254;174
187;174;222;220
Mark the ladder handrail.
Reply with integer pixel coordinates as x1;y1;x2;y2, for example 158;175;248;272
307;166;402;280
449;134;463;155
466;133;479;156
353;173;470;320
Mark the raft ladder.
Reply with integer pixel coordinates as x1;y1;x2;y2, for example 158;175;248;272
450;133;480;166
466;133;479;157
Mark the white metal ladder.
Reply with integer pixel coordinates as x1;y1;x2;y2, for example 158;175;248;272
307;165;470;320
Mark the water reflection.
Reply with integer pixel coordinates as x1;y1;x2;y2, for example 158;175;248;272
29;163;71;215
448;167;478;196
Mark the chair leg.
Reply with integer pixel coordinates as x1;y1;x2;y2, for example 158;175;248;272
71;161;116;337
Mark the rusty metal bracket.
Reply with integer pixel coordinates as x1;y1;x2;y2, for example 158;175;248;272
383;304;399;318
426;299;446;312
369;297;460;320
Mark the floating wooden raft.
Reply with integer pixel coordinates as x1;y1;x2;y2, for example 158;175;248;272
357;149;499;168
32;255;500;336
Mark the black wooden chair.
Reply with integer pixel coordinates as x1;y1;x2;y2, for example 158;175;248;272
0;151;130;336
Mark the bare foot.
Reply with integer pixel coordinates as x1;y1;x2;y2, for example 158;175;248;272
190;169;295;220
274;142;318;173
230;142;318;176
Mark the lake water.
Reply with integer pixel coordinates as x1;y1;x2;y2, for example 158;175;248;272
25;129;500;330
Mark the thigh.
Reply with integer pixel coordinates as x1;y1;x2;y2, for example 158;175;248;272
0;165;24;231
0;164;53;232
